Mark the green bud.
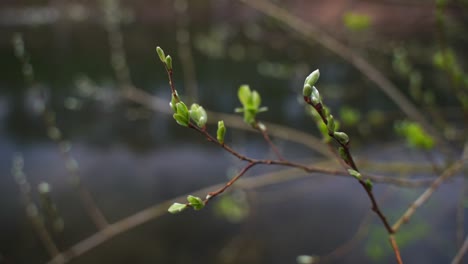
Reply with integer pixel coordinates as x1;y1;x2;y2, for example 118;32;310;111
165;55;173;70
238;85;251;107
156;46;166;63
334;131;349;145
311;86;320;99
310;95;321;105
365;179;373;191
168;203;188;214
327;115;335;132
305;69;320;87
187;195;205;210
217;120;226;144
347;169;362;180
303;84;313;97
190;104;208;128
338;147;347;161
169;94;178;112
173;102;189;126
176;101;189;116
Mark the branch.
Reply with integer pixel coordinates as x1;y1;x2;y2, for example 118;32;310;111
452;234;468;264
392;155;467;232
237;0;450;154
46;159;433;264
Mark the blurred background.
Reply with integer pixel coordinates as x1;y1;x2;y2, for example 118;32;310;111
0;0;467;263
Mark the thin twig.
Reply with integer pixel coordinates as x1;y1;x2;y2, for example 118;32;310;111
255;121;285;160
452;233;468;264
389;235;403;264
392;156;467;232
237;0;449;153
11;155;60;258
121;87;333;158
12;34;108;230
45;158;433;264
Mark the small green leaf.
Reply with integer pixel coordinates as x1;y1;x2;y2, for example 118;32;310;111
217;120;226;144
251;90;261;108
173;101;190;126
305;69;320;87
168;203;188;214
165;55;173;70
238;85;251;106
243;110;256;125
347;169;362;180
173;113;189;127
334;131;349;145
187;195;205;210
176;101;189;116
156;46;166;63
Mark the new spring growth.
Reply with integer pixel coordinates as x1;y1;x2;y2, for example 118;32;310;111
169;93;178;112
165;55;172;70
189;104;207;128
156;46;166;63
236;85;268;125
217;120;226;144
304;69;320;87
327;115;335;132
187;195;205;210
173;101;190;127
168;203;188;214
347;169;362;180
338;147;348;162
304;69;321;105
334;131;349;145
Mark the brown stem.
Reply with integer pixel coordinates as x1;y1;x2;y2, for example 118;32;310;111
390;235;404;264
255;121;285;160
205;162;257;203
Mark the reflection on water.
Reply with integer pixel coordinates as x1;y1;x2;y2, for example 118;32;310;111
0;1;466;263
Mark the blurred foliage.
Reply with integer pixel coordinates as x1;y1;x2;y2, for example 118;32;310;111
343;12;371;31
339;106;361;127
394;120;434;150
214;191;249;223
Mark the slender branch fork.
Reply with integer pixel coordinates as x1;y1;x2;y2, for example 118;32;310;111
164;53;409;259
303;97;402;263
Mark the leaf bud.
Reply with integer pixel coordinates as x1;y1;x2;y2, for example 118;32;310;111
156;46;166;63
217;120;226;144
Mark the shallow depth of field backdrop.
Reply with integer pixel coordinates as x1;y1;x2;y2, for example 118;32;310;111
0;0;467;263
